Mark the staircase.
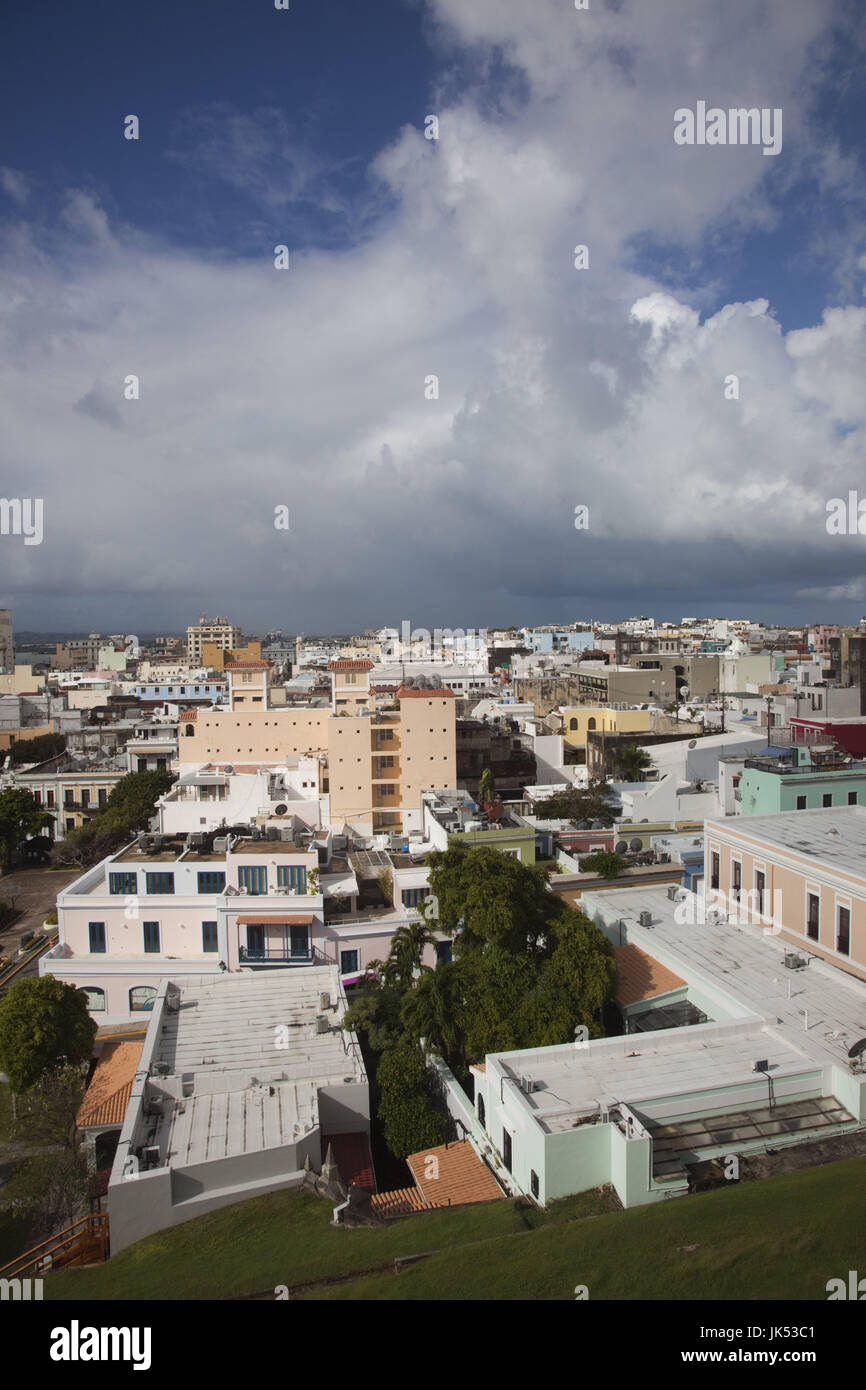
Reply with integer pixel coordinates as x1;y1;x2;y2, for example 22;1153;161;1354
0;1212;109;1279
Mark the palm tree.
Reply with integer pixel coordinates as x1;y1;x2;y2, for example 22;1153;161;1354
614;745;653;782
401;962;464;1064
385;921;437;987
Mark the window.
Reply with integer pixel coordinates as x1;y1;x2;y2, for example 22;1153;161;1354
587;717;596;730
202;921;218;952
98;788;107;807
88;922;106;953
849;791;858;806
502;1128;513;1171
83;986;106;1012
32;790;41;806
143;921;161;953
530;1170;539;1199
239;865;268;895
837;906;851;956
109;872;137;896
145;872;175;894
731;859;741;898
130;986;156;1012
80;789;90;808
807;893;819;942
47;789;55;807
277;865;307;893
403;887;427;908
796;795;807;810
755;870;766;916
710;852;719;891
197;871;226;894
478;1094;485;1128
64;790;74;806
436;940;453;964
822;793;833;808
340;949;359;975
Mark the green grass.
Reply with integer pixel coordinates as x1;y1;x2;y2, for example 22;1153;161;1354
44;1153;866;1301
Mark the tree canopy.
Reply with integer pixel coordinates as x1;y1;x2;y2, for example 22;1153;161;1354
0;787;54;867
534;778;620;826
0;976;96;1093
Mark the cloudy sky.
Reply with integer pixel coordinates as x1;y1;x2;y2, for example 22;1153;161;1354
1;0;865;635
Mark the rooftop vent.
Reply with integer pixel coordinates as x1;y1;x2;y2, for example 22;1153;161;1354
316;1014;329;1034
638;910;653;928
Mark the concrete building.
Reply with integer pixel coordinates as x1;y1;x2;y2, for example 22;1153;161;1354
15;753;128;838
422;788;537;864
186;616;243;665
0;609;13;671
107;968;368;1252
705;806;866;982
449;883;866;1209
736;747;866;816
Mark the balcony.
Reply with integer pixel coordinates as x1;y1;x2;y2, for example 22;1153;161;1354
238;945;324;965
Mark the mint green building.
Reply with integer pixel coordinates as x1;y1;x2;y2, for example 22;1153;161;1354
737;748;866;816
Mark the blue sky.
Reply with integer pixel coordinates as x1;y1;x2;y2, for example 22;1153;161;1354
1;0;865;634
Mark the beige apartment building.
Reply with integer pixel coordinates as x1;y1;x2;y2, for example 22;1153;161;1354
179;659;456;834
186;616;243;664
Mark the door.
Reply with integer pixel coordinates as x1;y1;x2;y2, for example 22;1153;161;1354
290;924;308;960
246;924;265;958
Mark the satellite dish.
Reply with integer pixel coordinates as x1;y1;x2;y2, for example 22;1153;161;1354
275;803;288;815
688;740;697;748
847;1037;866;1059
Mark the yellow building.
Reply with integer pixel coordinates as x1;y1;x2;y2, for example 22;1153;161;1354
562;707;653;751
201;639;263;672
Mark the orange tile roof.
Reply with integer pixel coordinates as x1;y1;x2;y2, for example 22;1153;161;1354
614;943;687;1008
179;710;197;721
77;1040;144;1129
406;1139;504;1207
370;1186;430;1215
328;660;374;671
396;684;457;699
225;661;270;670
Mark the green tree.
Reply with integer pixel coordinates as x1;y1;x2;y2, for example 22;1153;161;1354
400;960;464;1061
8;1063;86;1148
478;767;496;807
376;1043;447;1160
383;920;436;988
0;787;54;868
9;732;66;765
521;907;618;1048
343;970;406;1054
0;976;96;1093
106;769;174;826
581;850;626;880
613;745;654;781
535;778;619;826
0;1149;88;1238
427;844;552;956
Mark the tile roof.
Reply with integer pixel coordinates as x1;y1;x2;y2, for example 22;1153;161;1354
613;942;687;1008
406;1139;504;1207
369;1186;430;1215
225;662;270;670
77;1040;144;1129
328;660;374;671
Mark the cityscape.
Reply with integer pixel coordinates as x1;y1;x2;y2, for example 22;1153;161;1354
1;0;865;1354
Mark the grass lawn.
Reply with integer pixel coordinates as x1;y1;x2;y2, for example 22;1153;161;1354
45;1153;866;1302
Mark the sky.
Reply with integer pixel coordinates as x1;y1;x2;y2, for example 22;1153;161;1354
1;0;866;635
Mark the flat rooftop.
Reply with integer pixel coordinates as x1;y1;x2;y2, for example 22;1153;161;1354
583;884;866;1069
139;969;365;1167
705;805;866;879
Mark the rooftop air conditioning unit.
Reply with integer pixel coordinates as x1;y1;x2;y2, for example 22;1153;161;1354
666;885;679;901
213;836;228;853
280;827;294;841
705;906;725;925
520;1075;536;1094
784;952;807;971
267;827;279;841
142;1146;161;1170
316;1014;329;1034
638;910;653;928
319;992;331;1011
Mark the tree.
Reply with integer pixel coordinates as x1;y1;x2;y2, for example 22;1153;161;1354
376;1043;447;1159
0;976;96;1093
8;1063;86;1149
9;732;66;765
0;788;54;868
106;769;174;827
383;920;436;988
400;961;464;1061
376;867;394;907
0;1149;89;1238
581;850;626;880
427;844;552;956
613;745;654;782
535;778;619;826
478;767;496;807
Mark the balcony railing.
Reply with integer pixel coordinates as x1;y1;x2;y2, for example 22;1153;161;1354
238;945;325;965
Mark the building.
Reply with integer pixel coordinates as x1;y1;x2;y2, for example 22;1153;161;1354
0;610;13;671
705;806;866;981
186;616;243;665
107;968;368;1252
422;788;537;864
15;753;128;838
736;747;866;816
456;718;537;800
447;881;866;1210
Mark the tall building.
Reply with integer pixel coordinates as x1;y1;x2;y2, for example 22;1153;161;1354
186;615;242;664
0;609;12;671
